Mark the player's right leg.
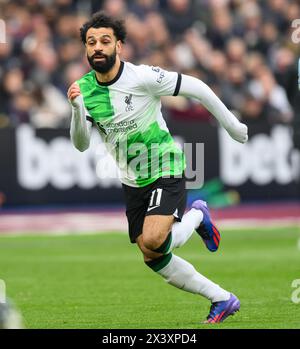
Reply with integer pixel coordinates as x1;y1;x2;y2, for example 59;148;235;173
141;177;221;253
136;235;239;323
122;177;220;254
136;234;229;302
140;176;206;254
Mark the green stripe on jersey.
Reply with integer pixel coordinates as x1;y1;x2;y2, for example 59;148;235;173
77;71;114;122
125;121;185;187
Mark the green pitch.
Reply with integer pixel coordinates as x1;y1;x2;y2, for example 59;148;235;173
0;226;299;329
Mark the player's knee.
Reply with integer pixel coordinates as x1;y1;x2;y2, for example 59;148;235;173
136;235;162;260
142;233;163;251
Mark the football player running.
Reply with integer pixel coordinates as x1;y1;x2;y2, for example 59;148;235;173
67;12;247;324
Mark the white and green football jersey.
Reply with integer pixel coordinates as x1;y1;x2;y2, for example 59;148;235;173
77;61;186;187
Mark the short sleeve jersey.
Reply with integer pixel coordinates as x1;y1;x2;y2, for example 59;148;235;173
77;61;186;187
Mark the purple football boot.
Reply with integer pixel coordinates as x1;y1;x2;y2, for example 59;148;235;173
204;294;240;324
191;200;221;252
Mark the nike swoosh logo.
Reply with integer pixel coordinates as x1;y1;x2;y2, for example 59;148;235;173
147;205;160;212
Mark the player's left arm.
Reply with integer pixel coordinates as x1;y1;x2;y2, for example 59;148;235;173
178;74;248;144
141;65;247;144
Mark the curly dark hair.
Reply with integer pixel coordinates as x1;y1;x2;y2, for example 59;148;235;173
80;11;126;44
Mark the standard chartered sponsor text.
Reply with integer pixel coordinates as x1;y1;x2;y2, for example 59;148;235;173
105;120;137;134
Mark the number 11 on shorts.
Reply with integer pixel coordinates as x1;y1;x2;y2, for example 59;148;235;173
148;188;163;211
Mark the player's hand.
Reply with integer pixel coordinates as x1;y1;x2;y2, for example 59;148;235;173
67;82;82;108
227;122;248;144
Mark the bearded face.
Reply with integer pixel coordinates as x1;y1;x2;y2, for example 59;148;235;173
87;47;117;74
85;27;120;74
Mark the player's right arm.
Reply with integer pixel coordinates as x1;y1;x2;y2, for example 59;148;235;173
67;82;92;152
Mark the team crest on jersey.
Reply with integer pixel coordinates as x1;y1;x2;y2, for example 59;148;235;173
125;94;134;112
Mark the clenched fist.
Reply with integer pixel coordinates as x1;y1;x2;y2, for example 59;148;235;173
67;82;82;108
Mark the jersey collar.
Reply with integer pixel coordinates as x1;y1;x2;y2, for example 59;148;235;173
94;61;124;86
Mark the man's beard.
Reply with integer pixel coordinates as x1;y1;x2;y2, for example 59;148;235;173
87;49;117;74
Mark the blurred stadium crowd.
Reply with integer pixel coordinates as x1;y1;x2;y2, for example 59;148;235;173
0;0;299;137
